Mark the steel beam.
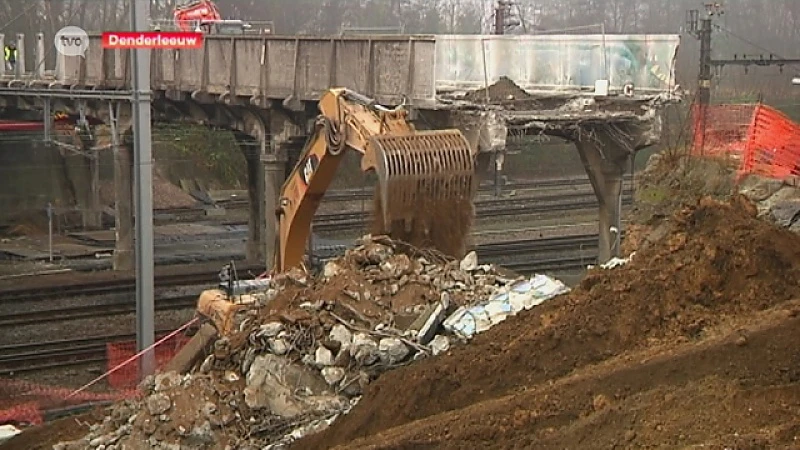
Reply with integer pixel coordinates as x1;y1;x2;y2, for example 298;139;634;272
0;87;133;100
131;0;155;380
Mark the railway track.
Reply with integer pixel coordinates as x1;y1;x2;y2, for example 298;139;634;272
0;233;609;376
0;234;611;330
214;175;634;206
271;190;632;232
156;176;634;221
0;329;183;375
0;264;264;303
0;294;199;328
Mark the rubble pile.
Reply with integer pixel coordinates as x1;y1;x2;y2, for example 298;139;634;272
53;235;569;450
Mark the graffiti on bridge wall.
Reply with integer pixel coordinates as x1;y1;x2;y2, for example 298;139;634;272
435;34;680;93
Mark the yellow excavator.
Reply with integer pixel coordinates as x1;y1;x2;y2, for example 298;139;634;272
197;88;476;334
274;87;475;272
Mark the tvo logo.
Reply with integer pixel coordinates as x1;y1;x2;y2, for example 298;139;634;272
55;26;89;57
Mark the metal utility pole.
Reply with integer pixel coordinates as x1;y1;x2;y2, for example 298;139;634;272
131;0;155;379
688;2;800;102
686;4;717;106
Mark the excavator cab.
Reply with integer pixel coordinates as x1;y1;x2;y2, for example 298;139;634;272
274;88;476;273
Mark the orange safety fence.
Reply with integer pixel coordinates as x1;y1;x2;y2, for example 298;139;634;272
0;379;134;425
691;103;757;158
106;333;191;390
739;104;800;180
1;326;192;426
692;102;800;182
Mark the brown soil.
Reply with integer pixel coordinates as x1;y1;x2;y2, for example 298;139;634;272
630;153;736;225
98;171;196;211
463;76;540;109
294;195;800;449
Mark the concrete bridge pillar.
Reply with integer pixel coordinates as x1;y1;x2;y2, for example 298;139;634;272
574;120;659;264
263;112;302;270
575;135;630;264
112;109;134;271
235;137;266;264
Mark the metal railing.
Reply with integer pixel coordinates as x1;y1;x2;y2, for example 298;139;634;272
150;19;274;35
339;25;405;35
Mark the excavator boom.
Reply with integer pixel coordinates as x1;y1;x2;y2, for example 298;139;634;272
274;88;475;272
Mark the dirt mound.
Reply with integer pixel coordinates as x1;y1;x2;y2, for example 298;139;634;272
336;305;800;449
294;195;800;449
463;76;533;104
630;152;736;225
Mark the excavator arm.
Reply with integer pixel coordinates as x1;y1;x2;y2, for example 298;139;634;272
274;88;475;273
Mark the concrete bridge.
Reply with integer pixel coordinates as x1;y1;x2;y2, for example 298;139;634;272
0;31;681;269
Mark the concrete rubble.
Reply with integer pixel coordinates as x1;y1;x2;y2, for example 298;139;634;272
739;175;800;232
54;235;569;449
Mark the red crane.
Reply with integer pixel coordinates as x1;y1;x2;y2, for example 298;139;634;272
173;0;222;32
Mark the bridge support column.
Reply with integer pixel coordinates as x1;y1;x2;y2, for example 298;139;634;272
236;138;266;264
263;113;302;271
112;141;134;270
575;132;632;264
111;105;134;271
263;153;287;269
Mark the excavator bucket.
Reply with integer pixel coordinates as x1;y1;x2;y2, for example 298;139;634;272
371;130;476;256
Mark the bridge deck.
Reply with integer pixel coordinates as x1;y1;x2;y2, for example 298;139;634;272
0;33;679;108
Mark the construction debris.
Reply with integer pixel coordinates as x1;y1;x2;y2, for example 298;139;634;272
53;235;569;449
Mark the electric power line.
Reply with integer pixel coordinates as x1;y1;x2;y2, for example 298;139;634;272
713;24;789;60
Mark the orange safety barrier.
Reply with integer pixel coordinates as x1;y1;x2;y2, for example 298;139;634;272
1;323;193;426
0;380;130;426
0;402;42;426
691;103;757;158
106;334;191;390
739;104;800;181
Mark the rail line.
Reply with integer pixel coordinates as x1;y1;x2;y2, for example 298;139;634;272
0;234;608;376
218;175;634;205
0;329;183;375
156;176;634;220
0;234;609;329
280;191;632;232
0;264;264;303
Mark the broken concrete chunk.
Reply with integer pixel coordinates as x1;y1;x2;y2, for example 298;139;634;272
768;200;800;228
430;335;451;356
315;346;334;367
269;338;289;356
365;243;393;264
323;261;341;278
153;371;182;392
350;333;379;366
145;393;172;416
321;367;346;386
329;324;353;347
459;251;478;271
407;292;450;345
244;355;328;416
378;338;410;365
258;322;284;338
